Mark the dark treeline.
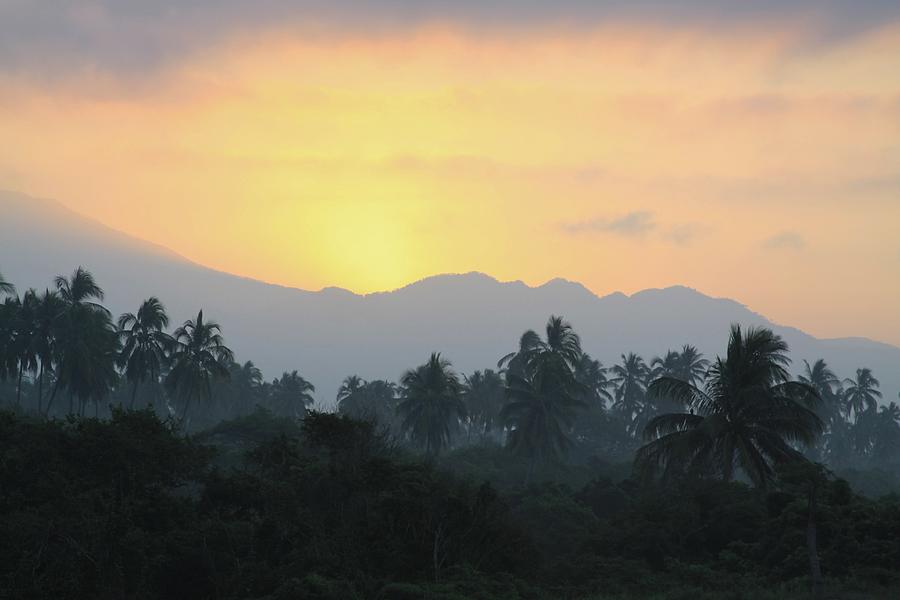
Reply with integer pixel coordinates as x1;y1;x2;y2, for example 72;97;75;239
2;267;900;599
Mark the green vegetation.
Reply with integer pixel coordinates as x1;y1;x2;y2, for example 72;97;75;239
1;266;900;599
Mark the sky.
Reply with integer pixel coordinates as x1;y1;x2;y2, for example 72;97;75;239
1;1;899;344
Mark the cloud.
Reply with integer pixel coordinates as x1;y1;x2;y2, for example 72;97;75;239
562;211;656;236
662;223;710;246
1;1;899;77
763;231;806;250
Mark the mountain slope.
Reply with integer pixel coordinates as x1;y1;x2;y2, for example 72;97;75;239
2;189;898;405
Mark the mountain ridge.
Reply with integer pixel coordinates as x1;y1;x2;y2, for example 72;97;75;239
2;189;898;404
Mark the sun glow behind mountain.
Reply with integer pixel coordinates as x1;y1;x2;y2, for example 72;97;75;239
1;6;899;343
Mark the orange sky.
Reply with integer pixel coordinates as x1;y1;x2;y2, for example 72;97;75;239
1;20;899;344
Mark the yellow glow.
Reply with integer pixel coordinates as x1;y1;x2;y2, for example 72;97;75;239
1;24;899;343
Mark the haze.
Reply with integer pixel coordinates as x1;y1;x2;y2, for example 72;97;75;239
1;1;899;346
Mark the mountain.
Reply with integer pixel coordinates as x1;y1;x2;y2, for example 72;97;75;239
2;189;899;405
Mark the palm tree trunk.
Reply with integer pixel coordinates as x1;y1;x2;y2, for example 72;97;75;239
15;364;24;407
180;391;193;431
45;379;60;417
37;363;44;415
807;483;825;600
68;393;74;415
130;380;139;409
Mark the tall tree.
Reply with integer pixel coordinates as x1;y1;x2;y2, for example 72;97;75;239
574;353;612;408
610;352;649;430
397;353;466;456
799;359;842;425
871;401;900;460
11;291;39;406
843;368;882;423
0;298;20;387
337;376;400;432
269;370;315;417
497;329;543;379
32;290;64;414
336;374;367;416
676;345;709;386
463;369;505;442
499;316;587;480
650;350;681;381
636;325;823;488
117;297;173;409
229;360;264;414
0;271;14;296
501;353;586;481
50;268;118;416
165;310;233;427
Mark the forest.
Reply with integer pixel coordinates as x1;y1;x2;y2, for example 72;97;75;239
1;267;899;600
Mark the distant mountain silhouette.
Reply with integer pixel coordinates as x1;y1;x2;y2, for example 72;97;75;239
3;189;899;405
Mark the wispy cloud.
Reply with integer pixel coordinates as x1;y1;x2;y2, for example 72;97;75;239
662;223;710;246
763;231;806;250
562;211;656;236
1;1;898;77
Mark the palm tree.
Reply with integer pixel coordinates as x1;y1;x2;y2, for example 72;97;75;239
54;267;108;312
0;298;20;388
229;360;263;414
498;316;588;478
610;353;649;428
11;291;39;406
32;290;64;414
269;370;315;417
117;297;173;409
463;369;505;442
676;345;709;386
650;350;681;381
337;377;401;431
574;353;612;408
871;401;900;459
397;353;466;456
165;310;233;427
336;374;367;415
636;325;823;489
0;271;14;296
501;351;586;481
498;329;543;379
843;368;881;423
49;268;118;416
799;359;841;425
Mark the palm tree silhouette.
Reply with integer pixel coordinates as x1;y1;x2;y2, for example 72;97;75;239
610;352;649;431
636;325;822;488
32;289;64;414
50;268;118;416
165;310;233;427
229;360;264;414
11;291;39;406
675;345;709;386
336;374;367;416
499;316;587;480
501;353;586;482
843;368;882;423
269;370;315;417
118;297;173;409
0;272;14;296
650;350;681;380
463;369;505;442
397;353;466;456
574;353;612;408
799;359;841;424
871;401;900;458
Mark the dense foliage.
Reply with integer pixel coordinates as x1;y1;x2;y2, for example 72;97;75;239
2;266;900;599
